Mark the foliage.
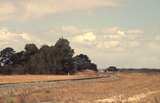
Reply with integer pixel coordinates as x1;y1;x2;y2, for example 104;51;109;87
0;47;15;66
73;54;97;72
0;38;97;74
104;66;118;72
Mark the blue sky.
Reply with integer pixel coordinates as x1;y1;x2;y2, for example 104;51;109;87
0;0;160;68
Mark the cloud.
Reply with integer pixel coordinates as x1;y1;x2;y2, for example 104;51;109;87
102;27;144;41
0;26;159;68
127;29;144;34
72;32;96;43
0;28;49;50
102;27;126;40
0;28;27;42
96;40;120;49
61;26;144;51
155;35;160;40
0;0;123;20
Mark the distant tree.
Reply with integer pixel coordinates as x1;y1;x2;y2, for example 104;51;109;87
54;38;75;74
28;45;51;74
29;53;45;74
89;63;97;71
39;45;51;72
24;43;38;55
54;38;74;59
105;66;118;72
73;54;97;72
0;47;15;66
11;51;24;64
0;38;98;74
14;44;38;73
40;45;50;53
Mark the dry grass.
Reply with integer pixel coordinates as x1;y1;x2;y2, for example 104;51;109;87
75;70;97;76
0;72;160;103
0;73;97;84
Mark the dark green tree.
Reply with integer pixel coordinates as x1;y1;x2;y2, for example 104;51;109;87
0;38;97;74
54;38;74;74
0;47;15;66
25;43;39;55
73;54;97;72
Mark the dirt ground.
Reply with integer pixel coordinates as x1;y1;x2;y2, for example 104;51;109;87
0;72;160;103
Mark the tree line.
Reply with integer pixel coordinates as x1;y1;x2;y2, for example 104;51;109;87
0;38;97;74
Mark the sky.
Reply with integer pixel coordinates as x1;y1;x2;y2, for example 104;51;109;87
0;0;160;68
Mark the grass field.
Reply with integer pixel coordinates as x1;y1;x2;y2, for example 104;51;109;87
0;71;97;84
0;75;89;84
0;72;160;103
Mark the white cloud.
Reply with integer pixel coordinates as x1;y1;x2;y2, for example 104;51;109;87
0;28;26;42
73;32;96;43
102;27;126;40
117;30;125;37
126;29;144;40
127;29;144;34
67;27;145;51
107;31;125;39
102;27;144;41
155;35;160;41
0;28;49;50
96;40;120;49
128;41;140;48
83;32;96;41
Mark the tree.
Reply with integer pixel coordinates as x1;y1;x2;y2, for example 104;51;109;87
73;54;97;72
23;44;39;64
54;38;74;59
28;45;51;74
54;38;75;74
24;43;38;55
11;51;24;64
0;38;98;74
0;47;15;66
105;66;118;72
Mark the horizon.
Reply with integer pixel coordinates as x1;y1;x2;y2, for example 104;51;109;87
0;0;160;68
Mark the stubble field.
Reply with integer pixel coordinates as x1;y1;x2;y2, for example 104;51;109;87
0;72;160;103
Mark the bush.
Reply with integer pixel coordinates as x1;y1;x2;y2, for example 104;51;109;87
105;66;118;72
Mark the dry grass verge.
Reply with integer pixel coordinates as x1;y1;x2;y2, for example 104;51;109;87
0;72;160;103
